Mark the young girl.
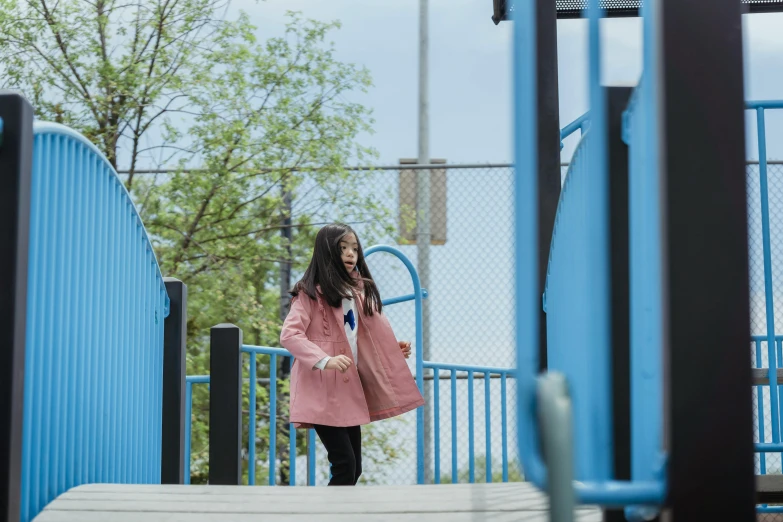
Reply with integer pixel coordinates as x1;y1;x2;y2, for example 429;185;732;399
280;223;425;486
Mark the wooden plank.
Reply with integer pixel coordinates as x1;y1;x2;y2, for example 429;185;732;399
751;368;783;385
35;511;603;522
33;483;602;521
756;475;783;504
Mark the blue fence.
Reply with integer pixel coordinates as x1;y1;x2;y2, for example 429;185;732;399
183;246;521;486
20;123;169;522
515;0;668;511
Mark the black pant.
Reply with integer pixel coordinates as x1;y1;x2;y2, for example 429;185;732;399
313;425;362;486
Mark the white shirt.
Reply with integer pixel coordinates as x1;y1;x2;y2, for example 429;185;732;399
314;297;358;370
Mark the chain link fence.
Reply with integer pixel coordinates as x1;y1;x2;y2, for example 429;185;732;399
341;163;520;485
749;161;783;521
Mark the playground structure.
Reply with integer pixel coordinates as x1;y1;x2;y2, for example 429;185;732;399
2;0;783;521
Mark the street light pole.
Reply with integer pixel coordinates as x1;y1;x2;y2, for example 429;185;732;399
417;0;433;485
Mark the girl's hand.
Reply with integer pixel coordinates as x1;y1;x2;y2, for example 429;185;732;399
399;341;412;359
325;355;353;373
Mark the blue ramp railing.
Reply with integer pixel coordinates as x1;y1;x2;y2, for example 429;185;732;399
514;0;667;511
21;123;169;522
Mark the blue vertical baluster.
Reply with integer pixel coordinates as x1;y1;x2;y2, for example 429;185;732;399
249;352;257;485
468;370;475;483
758;107;781;450
451;370;458;484
185;381;193;484
756;340;767;475
434;368;440;484
485;371;492;483
501;373;508;482
289;355;296;486
513;0;547;491
289;422;296;486
308;429;316;486
270;353;278;486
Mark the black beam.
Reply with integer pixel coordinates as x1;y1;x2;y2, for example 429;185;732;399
161;278;188;485
602;86;634;522
660;0;754;519
208;324;243;485
537;0;561;372
0;93;33;522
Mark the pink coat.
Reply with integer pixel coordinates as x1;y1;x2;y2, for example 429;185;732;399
280;289;425;428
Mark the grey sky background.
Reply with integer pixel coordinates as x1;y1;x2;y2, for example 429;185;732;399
229;1;783;164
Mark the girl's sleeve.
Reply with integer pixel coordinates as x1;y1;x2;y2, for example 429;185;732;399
280;295;331;370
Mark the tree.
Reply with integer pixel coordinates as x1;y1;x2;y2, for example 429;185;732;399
1;0;400;484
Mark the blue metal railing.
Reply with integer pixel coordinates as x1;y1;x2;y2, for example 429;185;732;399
184;245;431;485
622;72;666;503
559;111;589;149
21;122;169;522
515;0;667;509
423;362;515;484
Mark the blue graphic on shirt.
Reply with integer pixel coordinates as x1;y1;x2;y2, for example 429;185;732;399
344;309;356;331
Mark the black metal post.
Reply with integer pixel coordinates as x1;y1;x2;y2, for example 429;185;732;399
161;278;187;484
208;323;243;485
659;0;754;519
603;86;634;522
0;92;33;522
537;0;561;372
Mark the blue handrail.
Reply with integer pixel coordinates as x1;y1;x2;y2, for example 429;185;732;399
514;0;666;508
364;244;427;484
21;122;169;522
184;245;429;486
422;362;515;484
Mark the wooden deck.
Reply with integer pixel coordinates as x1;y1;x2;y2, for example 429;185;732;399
33;482;602;521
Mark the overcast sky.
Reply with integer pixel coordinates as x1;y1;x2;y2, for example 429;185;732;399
227;1;783;165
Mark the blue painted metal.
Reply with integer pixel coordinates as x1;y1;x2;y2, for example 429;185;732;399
484;371;492;483
20;122;168;522
433;369;441;484
559;111;590;149
756;106;781;445
622;0;667;500
184;375;209;484
248;352;257;485
586;0;612;483
451;370;458;484
513;0;547;499
501;373;508;483
308;429;316;485
289;423;296;485
514;0;665;505
756;340;767;474
364;245;426;485
382;289;429;307
0;116;4;146
468;370;475;484
758;506;783;514
269;353;278;486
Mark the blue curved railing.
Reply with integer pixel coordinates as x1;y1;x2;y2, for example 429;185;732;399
514;0;667;510
21;122;169;522
364;244;427;484
183;245;431;485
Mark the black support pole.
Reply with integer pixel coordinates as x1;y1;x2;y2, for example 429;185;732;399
208;324;243;485
161;278;188;485
603;86;634;522
537;0;561;372
659;0;754;519
0;92;33;522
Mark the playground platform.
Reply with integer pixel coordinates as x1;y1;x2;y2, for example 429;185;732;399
32;483;601;521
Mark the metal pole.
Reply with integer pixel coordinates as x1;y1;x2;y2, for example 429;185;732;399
417;0;433;485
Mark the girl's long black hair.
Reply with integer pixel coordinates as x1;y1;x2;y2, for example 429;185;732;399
291;223;383;316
